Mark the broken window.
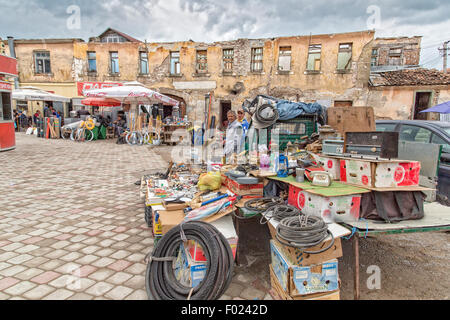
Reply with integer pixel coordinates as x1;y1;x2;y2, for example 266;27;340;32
139;52;149;74
371;48;378;67
307;45;321;71
278;46;292;71
223;49;234;72
34;51;51;74
388;48;403;66
196;50;208;73
170;51;180;75
87;51;97;73
251;48;263;72
110;52;119;74
337;43;352;71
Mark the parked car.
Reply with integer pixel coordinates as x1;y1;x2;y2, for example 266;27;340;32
376;120;450;205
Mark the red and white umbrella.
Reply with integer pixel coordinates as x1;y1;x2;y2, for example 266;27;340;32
84;81;179;106
81;97;122;107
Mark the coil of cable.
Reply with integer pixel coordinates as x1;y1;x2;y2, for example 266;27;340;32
263;204;301;222
244;197;284;213
276;215;335;254
253;104;279;127
145;221;234;300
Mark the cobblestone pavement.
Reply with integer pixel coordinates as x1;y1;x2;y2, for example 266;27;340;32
2;134;449;300
0;134;274;300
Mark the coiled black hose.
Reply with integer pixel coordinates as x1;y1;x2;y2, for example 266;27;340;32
261;204;301;223
276;215;335;255
244;197;284;213
145;221;234;300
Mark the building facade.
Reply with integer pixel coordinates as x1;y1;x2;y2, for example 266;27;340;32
5;29;376;123
371;36;422;72
368;68;450;120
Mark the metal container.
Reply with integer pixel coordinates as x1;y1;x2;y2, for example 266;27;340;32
296;168;305;183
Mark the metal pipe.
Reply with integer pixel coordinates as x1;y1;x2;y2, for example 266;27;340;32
354;234;360;300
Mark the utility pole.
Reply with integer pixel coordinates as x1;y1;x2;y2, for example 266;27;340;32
443;41;448;74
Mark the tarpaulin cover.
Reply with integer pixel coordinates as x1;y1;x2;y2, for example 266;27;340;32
275;100;325;120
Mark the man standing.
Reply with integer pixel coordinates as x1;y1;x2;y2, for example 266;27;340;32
237;110;249;136
224;110;244;164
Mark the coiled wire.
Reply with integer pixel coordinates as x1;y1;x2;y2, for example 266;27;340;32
253;104;279;127
145;221;234;300
276;215;335;255
260;204;301;224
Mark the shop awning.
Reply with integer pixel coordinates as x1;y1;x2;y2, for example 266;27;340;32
12;87;70;103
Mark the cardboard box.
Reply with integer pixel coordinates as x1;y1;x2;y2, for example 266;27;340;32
268;224;343;265
318;155;341;181
340;158;421;188
162;201;188;211
288;185;361;223
269;266;340;300
185;237;238;263
154;205;235;235
174;243;207;288
270;241;339;297
327;107;375;137
225;177;264;196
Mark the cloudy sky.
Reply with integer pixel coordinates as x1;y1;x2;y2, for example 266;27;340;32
1;0;449;69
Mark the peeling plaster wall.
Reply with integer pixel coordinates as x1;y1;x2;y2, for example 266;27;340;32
13;31;375;122
367;85;450;120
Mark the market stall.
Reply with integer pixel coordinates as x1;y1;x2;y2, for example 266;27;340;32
84;81;187;146
139;98;449;301
0;53;18;152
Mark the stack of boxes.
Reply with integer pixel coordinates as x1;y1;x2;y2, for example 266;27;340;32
267;221;343;300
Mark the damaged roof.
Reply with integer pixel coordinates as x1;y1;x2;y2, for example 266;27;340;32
370;68;450;87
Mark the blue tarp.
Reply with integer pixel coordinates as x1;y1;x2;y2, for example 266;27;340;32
275;100;325;120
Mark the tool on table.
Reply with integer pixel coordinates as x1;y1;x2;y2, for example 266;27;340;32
184;195;238;221
310;171;333;187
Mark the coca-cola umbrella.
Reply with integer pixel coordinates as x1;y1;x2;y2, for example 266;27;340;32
84;81;179;107
81;97;122;107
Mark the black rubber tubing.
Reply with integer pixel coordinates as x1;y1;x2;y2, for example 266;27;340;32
145;221;234;300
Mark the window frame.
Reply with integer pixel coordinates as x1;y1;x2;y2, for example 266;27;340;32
250;47;264;73
139;51;149;75
278;46;292;72
170;51;181;75
109;51;120;74
34;51;51;74
87;51;97;73
223;48;234;72
196;50;208;74
337;43;353;71
306;44;322;72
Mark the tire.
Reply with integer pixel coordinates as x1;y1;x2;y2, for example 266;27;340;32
145;205;153;228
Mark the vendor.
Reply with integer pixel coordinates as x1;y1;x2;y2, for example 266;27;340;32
224;110;244;164
237;110;249;137
113;114;127;138
77;106;91;118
